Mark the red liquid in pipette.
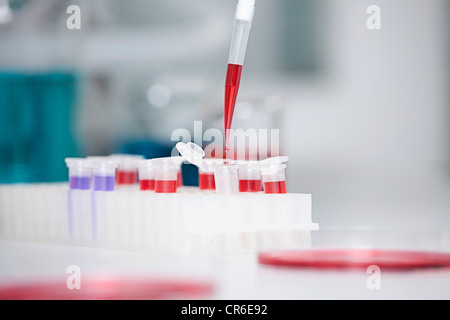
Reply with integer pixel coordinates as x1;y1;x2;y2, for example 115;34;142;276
224;63;243;153
155;180;177;193
239;179;261;192
140;179;155;191
263;181;287;194
199;173;216;190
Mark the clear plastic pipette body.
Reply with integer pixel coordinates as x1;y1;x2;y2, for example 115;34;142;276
228;0;256;65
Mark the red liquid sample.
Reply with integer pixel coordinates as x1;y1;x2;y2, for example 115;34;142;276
199;173;215;190
239;179;261;192
263;181;287;194
116;170;137;185
155;180;177;193
140;179;155;191
258;249;450;271
0;277;212;300
177;170;183;187
224;63;243;152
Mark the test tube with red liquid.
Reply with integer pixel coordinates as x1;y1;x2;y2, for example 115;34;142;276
65;158;92;190
175;142;209;190
259;156;289;194
137;160;155;191
153;157;183;193
238;164;262;192
177;168;183;188
198;159;225;190
110;154;143;185
261;164;287;194
198;170;215;190
173;157;185;188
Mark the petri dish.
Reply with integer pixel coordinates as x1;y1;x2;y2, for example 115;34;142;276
257;226;450;271
0;276;213;300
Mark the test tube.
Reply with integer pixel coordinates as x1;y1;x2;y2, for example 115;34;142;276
176;142;235;193
174;157;184;188
137;160;155;191
261;165;287;194
65;158;91;190
238;163;262;192
199;169;215;190
177;170;183;187
214;165;239;194
87;157;119;191
110;154;144;185
259;156;289;194
153;157;183;193
198;159;224;190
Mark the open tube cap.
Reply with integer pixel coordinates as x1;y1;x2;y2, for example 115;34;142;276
176;142;205;168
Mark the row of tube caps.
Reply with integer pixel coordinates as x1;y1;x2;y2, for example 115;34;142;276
65;142;289;194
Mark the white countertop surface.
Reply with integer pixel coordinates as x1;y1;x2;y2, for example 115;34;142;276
1;239;450;300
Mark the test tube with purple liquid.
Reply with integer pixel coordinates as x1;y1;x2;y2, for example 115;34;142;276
65;158;91;190
87;157;119;191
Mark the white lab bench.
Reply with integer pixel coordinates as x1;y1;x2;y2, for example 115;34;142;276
1;239;450;300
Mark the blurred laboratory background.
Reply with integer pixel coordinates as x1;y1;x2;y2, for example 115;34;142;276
0;0;448;227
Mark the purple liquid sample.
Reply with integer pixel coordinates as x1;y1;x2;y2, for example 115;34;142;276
69;176;91;190
93;175;115;191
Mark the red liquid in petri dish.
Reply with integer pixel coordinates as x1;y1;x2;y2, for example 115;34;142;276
263;181;287;194
0;277;213;300
140;179;155;191
258;249;450;271
224;63;243;152
116;170;137;185
239;179;261;192
199;173;216;190
155;180;177;193
177;170;183;187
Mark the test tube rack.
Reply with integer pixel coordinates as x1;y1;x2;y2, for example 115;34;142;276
0;183;318;255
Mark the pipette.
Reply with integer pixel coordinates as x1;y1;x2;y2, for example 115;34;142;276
224;0;256;153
